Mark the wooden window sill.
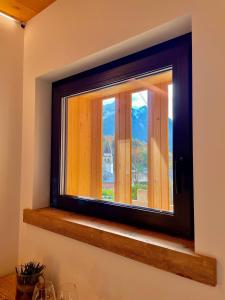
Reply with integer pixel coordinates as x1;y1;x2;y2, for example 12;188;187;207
23;208;216;286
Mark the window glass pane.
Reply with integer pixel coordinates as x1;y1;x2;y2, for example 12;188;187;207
131;91;148;207
102;98;115;201
64;69;173;212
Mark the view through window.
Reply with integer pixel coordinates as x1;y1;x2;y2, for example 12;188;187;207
65;69;173;212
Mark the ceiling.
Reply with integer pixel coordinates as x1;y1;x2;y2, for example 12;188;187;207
0;0;56;23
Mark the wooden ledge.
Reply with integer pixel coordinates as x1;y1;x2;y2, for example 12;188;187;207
23;208;216;286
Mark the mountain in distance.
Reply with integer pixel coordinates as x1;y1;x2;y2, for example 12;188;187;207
103;102;173;151
132;105;148;142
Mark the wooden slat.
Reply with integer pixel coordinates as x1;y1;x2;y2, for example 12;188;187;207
160;83;170;211
66;97;79;195
77;97;92;196
91;99;102;198
115;93;131;204
148;83;170;210
66;98;76;195
66;96;102;198
148;89;162;209
0;0;55;22
23;208;217;286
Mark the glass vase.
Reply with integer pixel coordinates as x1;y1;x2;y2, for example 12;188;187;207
16;265;44;300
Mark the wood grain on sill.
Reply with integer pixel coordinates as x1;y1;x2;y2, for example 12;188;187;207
0;274;16;300
23;208;216;286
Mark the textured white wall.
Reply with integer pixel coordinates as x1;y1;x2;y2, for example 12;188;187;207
19;0;225;299
0;15;23;275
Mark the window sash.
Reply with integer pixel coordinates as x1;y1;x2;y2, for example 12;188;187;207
64;85;172;210
51;33;193;239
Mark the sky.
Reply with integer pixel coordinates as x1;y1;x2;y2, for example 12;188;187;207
132;90;148;107
103;97;115;105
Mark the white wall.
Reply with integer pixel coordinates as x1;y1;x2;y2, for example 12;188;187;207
19;0;225;299
0;15;23;275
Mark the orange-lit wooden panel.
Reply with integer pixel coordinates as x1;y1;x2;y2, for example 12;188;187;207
148;89;162;209
148;82;171;211
115;93;131;204
91;99;102;198
0;0;55;22
160;83;170;211
66;97;79;196
66;96;102;198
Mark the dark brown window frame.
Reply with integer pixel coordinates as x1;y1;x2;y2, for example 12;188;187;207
51;33;193;239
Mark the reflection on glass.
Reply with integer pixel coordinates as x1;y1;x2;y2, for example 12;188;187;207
131;91;148;207
102;98;115;201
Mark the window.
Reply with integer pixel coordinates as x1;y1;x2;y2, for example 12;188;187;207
51;33;193;239
64;70;173;210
